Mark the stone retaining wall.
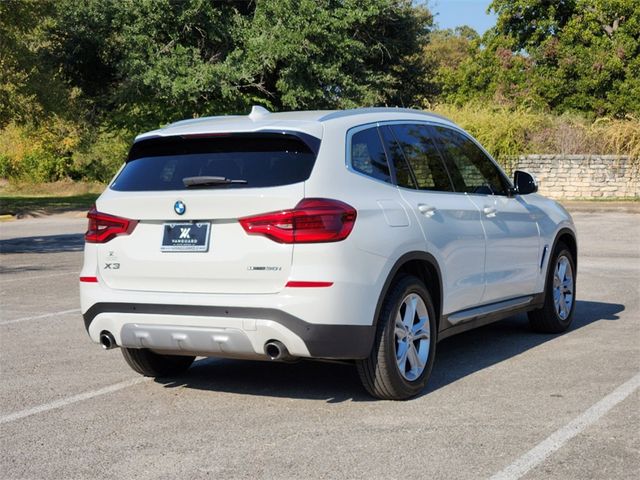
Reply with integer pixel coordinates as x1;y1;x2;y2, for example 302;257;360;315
505;155;639;199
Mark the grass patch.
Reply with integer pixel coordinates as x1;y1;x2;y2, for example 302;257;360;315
0;180;104;215
0;179;105;196
0;193;100;216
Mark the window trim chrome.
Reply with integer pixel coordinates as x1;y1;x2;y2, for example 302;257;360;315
345;119;514;197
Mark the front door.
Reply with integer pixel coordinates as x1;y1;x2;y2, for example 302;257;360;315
430;125;540;303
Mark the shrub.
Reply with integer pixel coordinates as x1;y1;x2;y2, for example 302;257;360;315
430;103;640;166
593;117;640;160
431;103;550;164
0;119;131;183
72;129;130;183
0;118;81;182
2;105;638;184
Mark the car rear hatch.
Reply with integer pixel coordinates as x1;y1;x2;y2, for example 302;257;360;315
91;132;319;294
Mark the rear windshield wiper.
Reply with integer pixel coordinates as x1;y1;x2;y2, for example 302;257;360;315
183;176;248;187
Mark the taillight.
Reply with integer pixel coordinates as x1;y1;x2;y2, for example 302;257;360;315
85;207;138;244
239;198;357;243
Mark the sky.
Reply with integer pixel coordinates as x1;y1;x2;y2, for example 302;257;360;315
430;0;497;34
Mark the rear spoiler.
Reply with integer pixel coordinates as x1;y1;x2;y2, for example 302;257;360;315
128;130;321;162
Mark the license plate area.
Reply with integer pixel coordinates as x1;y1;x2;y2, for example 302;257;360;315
161;222;211;252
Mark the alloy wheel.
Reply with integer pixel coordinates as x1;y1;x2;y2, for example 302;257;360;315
394;293;430;381
553;255;574;320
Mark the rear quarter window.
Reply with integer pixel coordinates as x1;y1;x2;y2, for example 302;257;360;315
349;127;392;184
111;133;318;191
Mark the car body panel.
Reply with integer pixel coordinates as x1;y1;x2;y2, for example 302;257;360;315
467;193;541;304
93;184;305;294
396;188;486;314
80;107;577;361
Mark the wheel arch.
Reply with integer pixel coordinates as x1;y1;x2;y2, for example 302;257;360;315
373;251;443;333
545;227;578;292
554;228;578;269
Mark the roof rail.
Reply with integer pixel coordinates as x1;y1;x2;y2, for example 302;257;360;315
318;107;453;123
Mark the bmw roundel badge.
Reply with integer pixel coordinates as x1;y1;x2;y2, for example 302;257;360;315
174;200;186;215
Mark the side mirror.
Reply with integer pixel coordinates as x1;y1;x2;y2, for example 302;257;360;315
514;170;538;195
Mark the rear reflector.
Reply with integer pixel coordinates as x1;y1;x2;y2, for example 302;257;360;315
285;281;333;288
85;207;138;244
239;198;356;243
79;276;98;283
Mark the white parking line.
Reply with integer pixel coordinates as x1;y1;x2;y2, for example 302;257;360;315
490;371;640;480
0;377;151;425
0;271;76;283
0;308;81;326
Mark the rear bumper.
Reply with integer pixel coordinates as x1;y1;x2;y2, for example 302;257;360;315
80;241;391;360
83;302;374;359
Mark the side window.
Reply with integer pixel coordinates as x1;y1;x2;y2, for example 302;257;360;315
432;126;509;195
379;126;415;189
350;127;392;184
383;123;453;192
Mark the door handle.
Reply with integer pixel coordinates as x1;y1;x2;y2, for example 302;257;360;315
417;204;436;217
483;206;497;217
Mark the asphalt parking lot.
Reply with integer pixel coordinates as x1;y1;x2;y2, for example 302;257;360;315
1;207;638;479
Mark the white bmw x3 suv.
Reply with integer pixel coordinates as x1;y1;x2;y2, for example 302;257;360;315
80;106;577;400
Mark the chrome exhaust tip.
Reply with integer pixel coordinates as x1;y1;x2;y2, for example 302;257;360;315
264;340;287;360
99;331;116;350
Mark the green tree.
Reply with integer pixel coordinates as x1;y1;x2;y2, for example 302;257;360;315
2;0;433;182
421;26;480;101
47;0;249;130
490;0;577;50
0;0;59;126
46;0;432;131
230;0;432;110
494;0;639;115
440;0;640;117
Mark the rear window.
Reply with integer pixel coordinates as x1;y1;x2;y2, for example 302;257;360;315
111;133;318;191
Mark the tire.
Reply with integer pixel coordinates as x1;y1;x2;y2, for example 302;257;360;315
121;348;195;377
528;242;576;333
357;275;437;400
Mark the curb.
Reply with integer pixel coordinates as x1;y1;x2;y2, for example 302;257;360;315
561;201;640;214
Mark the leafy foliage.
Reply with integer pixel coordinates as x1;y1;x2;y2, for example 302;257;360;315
45;0;431;131
0;0;638;184
433;103;640;164
231;0;432;110
442;0;640;117
0;118;82;181
47;0;251;130
0;0;52;126
421;27;480;102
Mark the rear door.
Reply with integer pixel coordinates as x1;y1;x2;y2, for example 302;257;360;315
431;126;541;303
380;123;486;315
94;133;318;294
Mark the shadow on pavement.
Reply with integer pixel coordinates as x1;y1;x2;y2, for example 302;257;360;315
426;300;623;394
159;357;370;403
0;264;49;274
155;299;623;402
0;233;84;254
